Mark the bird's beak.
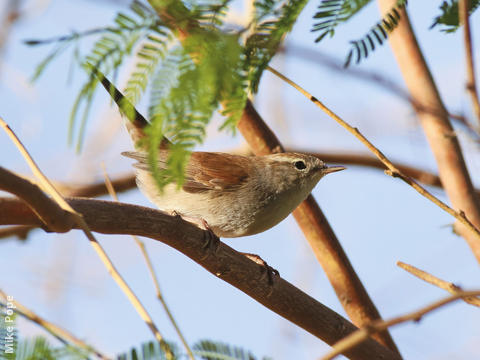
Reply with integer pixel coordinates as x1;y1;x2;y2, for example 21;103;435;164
323;165;346;174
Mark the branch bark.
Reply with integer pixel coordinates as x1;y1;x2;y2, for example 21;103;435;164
459;0;480;125
397;261;480;307
0;195;401;360
320;290;480;360
0;166;76;233
377;0;480;263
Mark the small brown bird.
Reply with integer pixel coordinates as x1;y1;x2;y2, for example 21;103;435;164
93;68;345;238
123;150;344;238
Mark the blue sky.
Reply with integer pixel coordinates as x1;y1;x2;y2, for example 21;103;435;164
1;0;480;359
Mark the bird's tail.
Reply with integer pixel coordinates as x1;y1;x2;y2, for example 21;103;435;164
90;65;171;150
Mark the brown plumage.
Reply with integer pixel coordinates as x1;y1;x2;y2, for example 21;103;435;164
123;150;345;237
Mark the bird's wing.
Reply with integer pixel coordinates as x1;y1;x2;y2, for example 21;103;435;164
122;150;252;193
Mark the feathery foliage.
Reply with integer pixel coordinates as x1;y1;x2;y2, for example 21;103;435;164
431;0;480;33
245;0;309;92
193;340;271;360
116;339;271;360
344;0;408;67
0;330;272;360
311;0;408;67
14;337;89;360
27;0;308;189
70;1;167;150
312;0;371;43
0;336;90;360
116;340;179;360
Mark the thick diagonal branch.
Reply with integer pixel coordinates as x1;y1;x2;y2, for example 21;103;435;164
0;196;400;360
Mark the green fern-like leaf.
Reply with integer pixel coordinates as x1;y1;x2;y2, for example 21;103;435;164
430;0;480;33
116;340;179;360
311;0;372;42
246;0;309;92
193;0;233;27
193;340;272;360
28;0;254;190
10;336;90;360
344;0;408;67
124;33;170;105
145;30;246;189
14;337;56;360
69;1;165;150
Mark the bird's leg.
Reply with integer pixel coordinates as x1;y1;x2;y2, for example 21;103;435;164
199;219;220;255
170;211;220;256
241;252;280;285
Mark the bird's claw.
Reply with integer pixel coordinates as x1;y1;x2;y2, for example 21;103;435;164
241;252;280;285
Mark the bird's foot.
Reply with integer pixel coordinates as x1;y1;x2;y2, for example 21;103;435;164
241;252;280;285
170;211;220;257
199;219;220;256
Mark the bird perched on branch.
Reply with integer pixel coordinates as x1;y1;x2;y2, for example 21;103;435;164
94;68;344;238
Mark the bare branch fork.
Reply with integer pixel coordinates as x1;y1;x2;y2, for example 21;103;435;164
320;290;480;360
377;0;480;264
397;261;480;307
0;118;174;359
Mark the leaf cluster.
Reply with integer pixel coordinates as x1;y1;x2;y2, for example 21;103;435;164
311;0;480;66
27;0;307;189
0;333;270;360
431;0;480;33
311;0;408;66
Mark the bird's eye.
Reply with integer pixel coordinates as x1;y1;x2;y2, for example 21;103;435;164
294;160;307;170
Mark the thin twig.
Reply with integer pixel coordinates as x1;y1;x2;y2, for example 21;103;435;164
459;0;480;126
320;290;480;360
397;261;480;307
0;117;173;359
0;289;109;359
266;66;480;242
101;164;195;360
280;44;479;140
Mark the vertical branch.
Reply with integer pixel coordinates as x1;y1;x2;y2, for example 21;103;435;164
238;101;400;353
377;0;480;263
459;0;480;125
